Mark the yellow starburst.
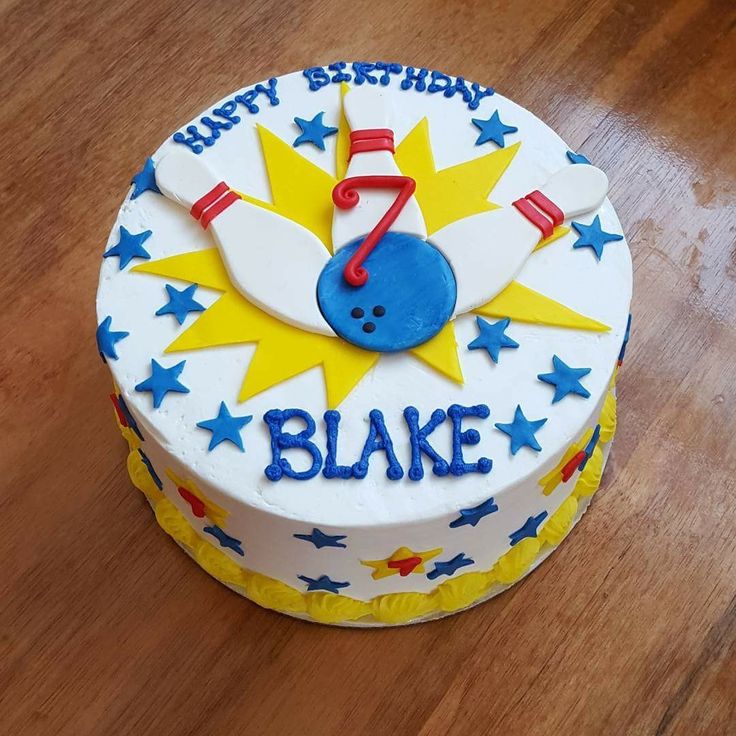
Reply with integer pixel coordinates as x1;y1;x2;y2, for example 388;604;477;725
361;546;443;580
134;92;607;408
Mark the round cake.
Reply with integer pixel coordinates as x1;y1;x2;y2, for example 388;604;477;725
96;62;632;626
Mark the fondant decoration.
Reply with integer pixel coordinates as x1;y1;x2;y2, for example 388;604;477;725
96;316;129;361
448;404;492;476
475;281;609;333
196;401;252;452
403;406;450;480
449;496;499;528
137;449;162;489
362;546;442;580
352;409;403;480
467;316;519;363
538;355;591;403
395;117;519;235
431;165;610;316
566;150;591;165
110;392;143;441
130;157;161;199
292;111;338;150
578;424;601;471
203;525;244;556
166;468;228;527
297;574;350;594
509;511;548;545
103;226;152;269
494;405;547;455
155;148;334;336
154;283;205;324
264;408;323;481
571;215;623;260
618;313;632;365
134;359;189;408
471;110;517;147
426;553;474;580
317;232;457;352
293;528;347;549
332;85;426;252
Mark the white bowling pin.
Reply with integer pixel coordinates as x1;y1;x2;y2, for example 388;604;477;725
155;149;334;336
332;86;427;251
431;165;609;316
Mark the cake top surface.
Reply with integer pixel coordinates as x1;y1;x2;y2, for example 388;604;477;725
96;63;632;526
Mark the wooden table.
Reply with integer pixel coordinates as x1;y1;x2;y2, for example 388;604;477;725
2;1;734;733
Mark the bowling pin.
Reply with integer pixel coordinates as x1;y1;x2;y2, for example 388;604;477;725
332;86;427;252
155;148;335;336
430;164;609;316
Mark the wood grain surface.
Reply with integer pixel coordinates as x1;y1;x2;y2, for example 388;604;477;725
1;0;735;734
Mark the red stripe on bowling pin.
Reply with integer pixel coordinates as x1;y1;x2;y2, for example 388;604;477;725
512;190;565;240
190;182;239;229
348;128;395;160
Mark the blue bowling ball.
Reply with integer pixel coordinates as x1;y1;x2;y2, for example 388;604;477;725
317;232;457;352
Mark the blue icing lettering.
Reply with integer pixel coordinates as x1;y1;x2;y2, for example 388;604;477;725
401;66;429;91
352;61;379;85
375;61;403;86
212;100;241;124
328;61;352;83
468;81;495;110
352;409;404;480
447;404;493;476
264;408;322;481
303;66;331;90
323;410;353;479
404;406;450;481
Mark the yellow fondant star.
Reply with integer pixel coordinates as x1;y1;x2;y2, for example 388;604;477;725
165;468;229;527
361;546;443;580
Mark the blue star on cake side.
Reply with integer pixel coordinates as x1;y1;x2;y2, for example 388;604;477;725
566;150;591;165
449;496;499;528
155;283;206;325
297;574;350;594
471;110;517;147
467;316;519;363
134;359;189;408
103;226;152;269
96;316;129;361
293;112;338;150
293;528;347;549
538;355;591;403
426;553;475;580
196;402;252;452
130;157;162;199
509;512;548;546
494;405;547;455
203;525;244;556
571;215;623;260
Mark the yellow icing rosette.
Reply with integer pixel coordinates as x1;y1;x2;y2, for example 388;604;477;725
494;537;540;585
193;540;246;587
154;498;199;548
538;496;578;546
573;444;604;499
305;593;371;624
245;573;308;614
599;390;617;443
371;592;435;624
433;571;495;612
126;450;164;503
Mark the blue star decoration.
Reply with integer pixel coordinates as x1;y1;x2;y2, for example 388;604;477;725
155;283;206;325
134;359;189;408
471;110;518;147
103;226;152;270
566;150;591;165
427;553;475;580
495;405;548;455
571;215;623;260
130;157;161;199
203;525;244;556
96;315;129;362
293;528;347;549
293;112;338;150
467;316;519;363
449;496;499;528
509;511;548;546
196;402;252;452
297;574;350;594
538;355;591;403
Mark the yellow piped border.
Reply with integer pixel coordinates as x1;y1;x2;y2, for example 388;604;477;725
120;387;617;625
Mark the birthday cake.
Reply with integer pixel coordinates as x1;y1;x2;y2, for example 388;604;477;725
96;62;632;626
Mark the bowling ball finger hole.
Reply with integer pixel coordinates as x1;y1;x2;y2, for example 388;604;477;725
373;305;386;317
363;322;376;333
351;307;364;319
